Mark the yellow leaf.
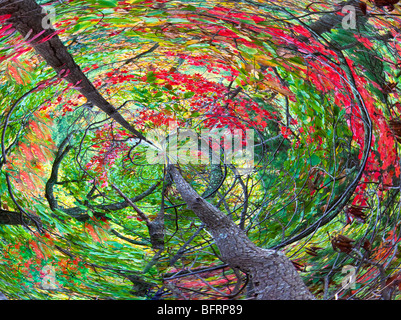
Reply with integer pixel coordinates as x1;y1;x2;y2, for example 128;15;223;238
259;80;294;97
255;55;278;67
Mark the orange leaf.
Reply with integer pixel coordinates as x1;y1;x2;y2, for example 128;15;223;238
259;80;294;97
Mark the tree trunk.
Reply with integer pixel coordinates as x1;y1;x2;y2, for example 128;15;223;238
307;0;363;36
0;0;146;141
1;0;315;299
0;290;7;300
0;208;32;225
168;165;314;300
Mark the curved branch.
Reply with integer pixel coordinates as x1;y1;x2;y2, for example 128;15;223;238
168;164;314;300
1;0;147;141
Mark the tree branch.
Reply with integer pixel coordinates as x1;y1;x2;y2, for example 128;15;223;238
1;0;147;141
168;164;314;300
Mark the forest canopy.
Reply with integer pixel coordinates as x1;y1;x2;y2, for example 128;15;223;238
0;0;400;300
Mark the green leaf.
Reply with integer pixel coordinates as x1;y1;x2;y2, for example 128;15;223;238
97;0;117;7
167;18;189;23
310;154;321;166
183;91;195;99
187;42;210;49
71;20;96;33
183;4;197;11
239;44;258;55
146;71;157;83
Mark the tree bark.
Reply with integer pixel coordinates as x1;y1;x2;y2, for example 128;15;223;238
0;0;146;141
168;165;314;300
1;0;315;299
0;208;29;225
306;0;363;36
0;290;7;300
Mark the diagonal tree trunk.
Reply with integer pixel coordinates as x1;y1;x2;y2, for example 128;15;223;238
168;165;314;300
1;0;315;299
306;0;363;36
0;208;32;225
0;290;7;300
0;0;146;141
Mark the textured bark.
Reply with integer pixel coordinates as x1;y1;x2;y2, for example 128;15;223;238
169;165;314;300
112;184;165;250
0;208;28;225
0;0;145;140
0;290;7;300
307;0;362;36
0;0;316;299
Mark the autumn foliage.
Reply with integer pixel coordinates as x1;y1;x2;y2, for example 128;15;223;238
1;0;401;300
